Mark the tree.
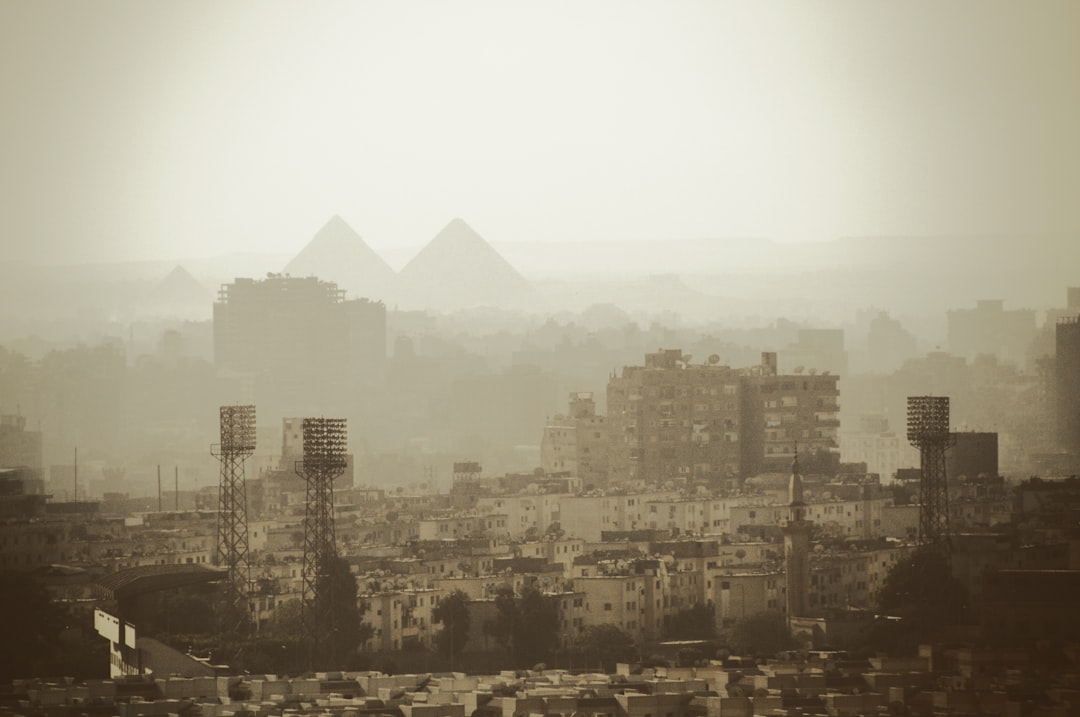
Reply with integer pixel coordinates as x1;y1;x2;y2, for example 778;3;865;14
726;611;795;657
578;624;637;671
878;547;966;623
489;586;517;650
516;585;559;666
311;556;374;669
663;603;716;640
863;546;968;654
264;598;303;639
489;585;560;667
433;590;470;660
0;574;71;679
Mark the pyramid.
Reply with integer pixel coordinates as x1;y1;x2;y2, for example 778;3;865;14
140;265;213;318
397;218;541;312
151;265;210;303
284;215;397;302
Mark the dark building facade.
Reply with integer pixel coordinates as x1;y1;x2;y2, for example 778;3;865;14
947;299;1036;366
213;274;386;414
607;350;744;484
947;432;999;480
0;414;42;480
740;355;841;477
1057;316;1080;457
980;570;1080;645
606;350;840;484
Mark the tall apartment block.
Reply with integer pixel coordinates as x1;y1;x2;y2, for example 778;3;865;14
540;392;608;485
607;350;744;484
213;274;386;413
741;352;840;476
605;350;840;484
947;299;1036;365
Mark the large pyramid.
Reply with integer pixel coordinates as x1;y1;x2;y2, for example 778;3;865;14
397;218;541;312
284;215;397;302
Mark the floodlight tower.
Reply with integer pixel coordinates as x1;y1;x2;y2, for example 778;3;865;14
907;396;953;553
296;417;348;655
211;404;256;633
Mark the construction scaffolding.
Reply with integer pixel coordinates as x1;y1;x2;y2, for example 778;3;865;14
907;396;953;554
211;404;255;634
296;417;348;662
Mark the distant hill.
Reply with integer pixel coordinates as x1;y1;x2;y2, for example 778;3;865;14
284;215;397;302
397;218;543;312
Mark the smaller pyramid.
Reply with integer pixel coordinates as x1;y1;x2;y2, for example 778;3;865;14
284;215;397;302
397;218;541;312
151;265;210;304
139;265;213;318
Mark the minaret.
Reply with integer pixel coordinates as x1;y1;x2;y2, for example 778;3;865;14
782;448;812;626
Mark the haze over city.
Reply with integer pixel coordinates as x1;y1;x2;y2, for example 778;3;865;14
3;0;1079;265
2;1;1080;710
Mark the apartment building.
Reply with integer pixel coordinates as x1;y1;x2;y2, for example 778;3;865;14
606;350;840;484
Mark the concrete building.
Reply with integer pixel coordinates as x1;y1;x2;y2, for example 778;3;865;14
866;312;918;374
540;392;609;485
213;274;386;413
608;349;744;484
417;514;509;541
576;567;664;643
839;415;919;483
606;350;839;484
0;519;73;570
517;538;587;572
1057;315;1080;458
807;545;909;612
947;299;1036;365
740;353;840;476
713;571;785;629
559;491;677;541
0;414;43;482
781;328;848;377
474;492;563;540
362;591;409;651
728;491;894;540
947;432;999;480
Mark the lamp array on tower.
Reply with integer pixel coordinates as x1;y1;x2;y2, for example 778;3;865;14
211;404;256;635
296;417;348;664
907;396;954;554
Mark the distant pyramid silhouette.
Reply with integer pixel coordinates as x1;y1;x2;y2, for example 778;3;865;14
152;265;209;300
142;264;212;312
284;215;397;302
397;218;541;312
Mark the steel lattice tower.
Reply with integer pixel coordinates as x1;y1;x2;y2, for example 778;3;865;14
211;404;256;634
907;396;953;553
297;417;348;660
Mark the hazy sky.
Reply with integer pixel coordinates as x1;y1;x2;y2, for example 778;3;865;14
2;1;1078;264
